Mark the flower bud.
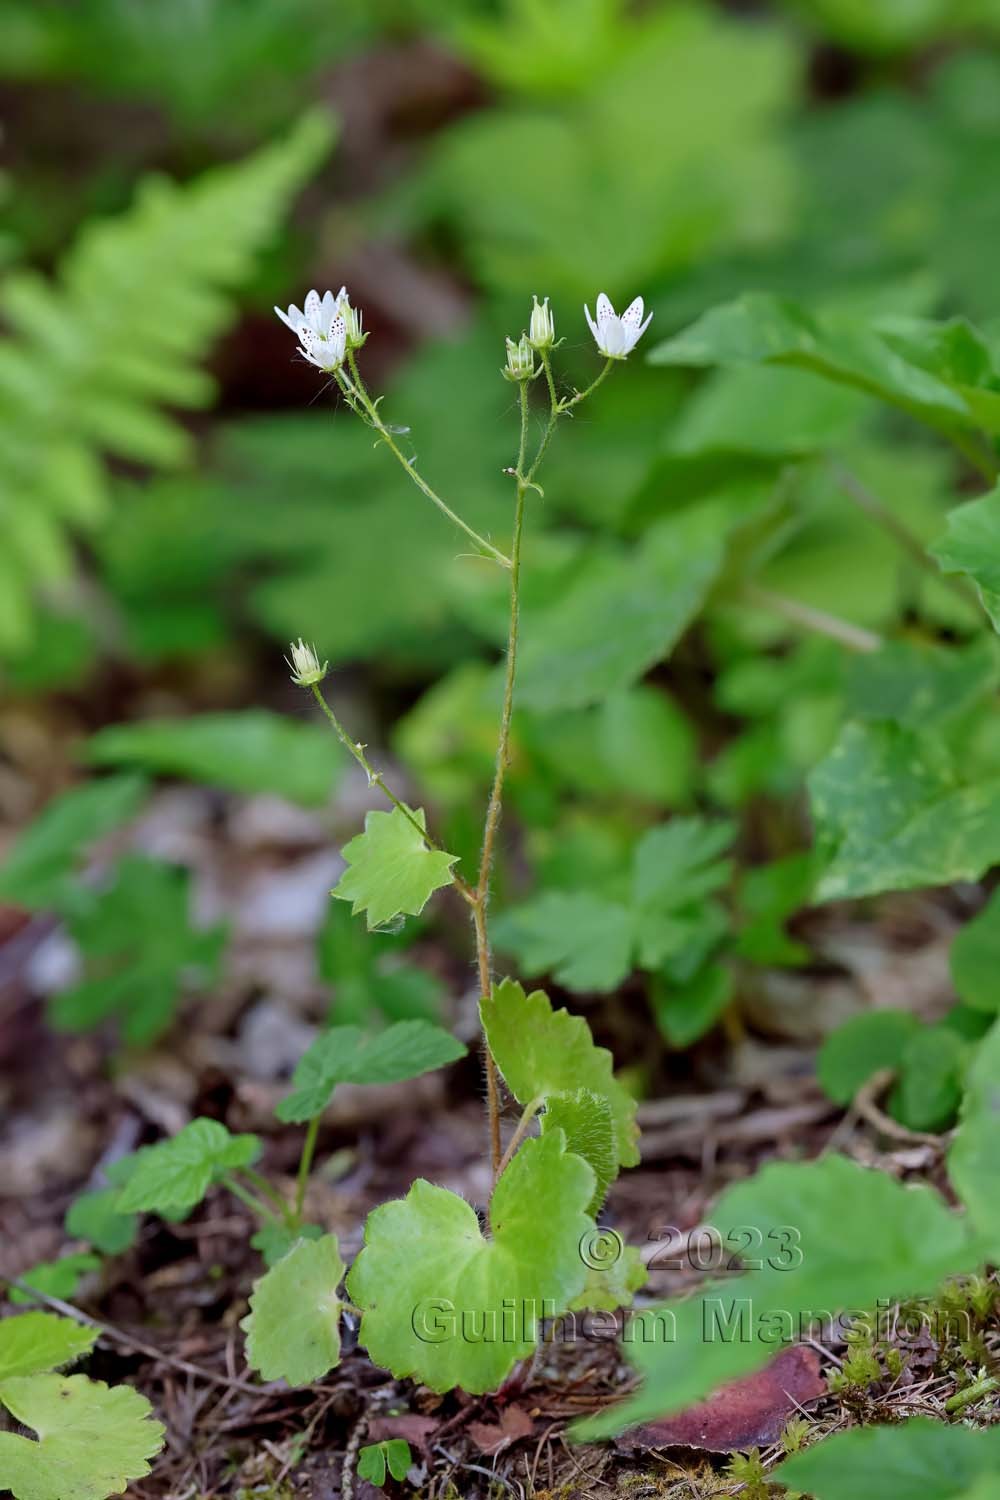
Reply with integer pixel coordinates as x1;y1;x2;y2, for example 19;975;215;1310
340;295;366;351
528;295;555;351
286;638;328;687
503;333;537;383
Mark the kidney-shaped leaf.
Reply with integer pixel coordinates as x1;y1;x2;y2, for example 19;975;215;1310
0;1374;164;1500
347;1130;594;1393
241;1234;345;1386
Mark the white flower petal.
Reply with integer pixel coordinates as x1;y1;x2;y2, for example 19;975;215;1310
304;289;322;322
321;289;337;323
596;292;616;330
620;296;644;328
274;305;296;332
584;303;600;343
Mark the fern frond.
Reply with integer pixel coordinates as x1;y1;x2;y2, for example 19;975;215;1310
0;108;333;651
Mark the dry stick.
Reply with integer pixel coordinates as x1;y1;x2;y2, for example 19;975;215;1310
742;583;883;653
7;1278;266;1395
832;462;980;610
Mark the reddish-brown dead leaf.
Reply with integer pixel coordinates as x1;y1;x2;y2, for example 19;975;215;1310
368;1413;439;1453
467;1404;535;1455
616;1344;826;1453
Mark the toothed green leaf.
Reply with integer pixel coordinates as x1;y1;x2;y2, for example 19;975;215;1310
540;1090;617;1217
115;1117;260;1214
0;1315;96;1381
332;806;458;930
347;1131;594;1394
276;1020;466;1123
0;1374;164;1500
241;1234;345;1386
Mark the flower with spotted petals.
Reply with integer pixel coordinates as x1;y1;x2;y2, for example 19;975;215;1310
584;293;653;359
275;287;349;371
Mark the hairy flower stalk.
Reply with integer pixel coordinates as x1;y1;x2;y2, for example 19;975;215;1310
282;287;639;1175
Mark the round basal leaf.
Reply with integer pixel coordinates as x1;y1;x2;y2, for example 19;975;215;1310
817;1010;920;1104
347;1130;595;1394
481;979;639;1167
116;1118;260;1214
0;1315;96;1381
332;806;458;930
276;1020;467;1124
0;1374;164;1500
241;1234;345;1386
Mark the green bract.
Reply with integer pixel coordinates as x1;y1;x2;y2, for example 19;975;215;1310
241;1234;345;1385
115;1118;260;1214
347;1130;595;1393
481;979;639;1167
332;806;459;930
276;1020;467;1123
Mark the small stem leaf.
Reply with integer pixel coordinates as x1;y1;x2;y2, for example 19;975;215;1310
347;1131;595;1393
481;979;639;1167
241;1234;345;1386
569;1243;648;1315
0;1374;164;1500
115;1118;261;1215
0;1315;97;1381
332;806;459;930
276;1020;467;1124
540;1090;618;1216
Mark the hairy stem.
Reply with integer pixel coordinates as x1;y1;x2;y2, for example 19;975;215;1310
558;356;614;413
496;1097;543;1178
742;583;883;653
474;381;531;1181
310;682;475;906
339;358;511;569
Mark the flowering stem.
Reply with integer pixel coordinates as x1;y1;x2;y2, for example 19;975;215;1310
558;357;614;413
474;380;531;1181
309;682;476;906
339;358;512;570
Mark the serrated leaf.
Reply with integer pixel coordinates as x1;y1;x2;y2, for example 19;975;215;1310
631;817;734;970
332;807;458;931
347;1131;594;1394
951;890;1000;1013
541;1090;617;1217
250;1221;325;1269
809;721;1000;901
817;1011;920;1105
0;1315;96;1381
949;1016;1000;1254
116;1118;260;1214
85;710;342;807
0;1374;164;1500
652;961;733;1048
576;1154;981;1438
0;774;147;911
276;1021;467;1124
64;1189;138;1257
241;1234;345;1386
493;892;634;994
10;1255;101;1307
357;1439;412;1486
482;980;639;1168
931;485;1000;632
775;1416;1000;1500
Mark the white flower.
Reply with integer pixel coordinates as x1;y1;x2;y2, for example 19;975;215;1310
274;287;349;371
285;638;328;687
503;333;537;382
584;292;653;359
528;294;555;351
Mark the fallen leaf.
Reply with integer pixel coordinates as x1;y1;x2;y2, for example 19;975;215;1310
368;1414;439;1453
468;1405;535;1455
615;1344;826;1452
